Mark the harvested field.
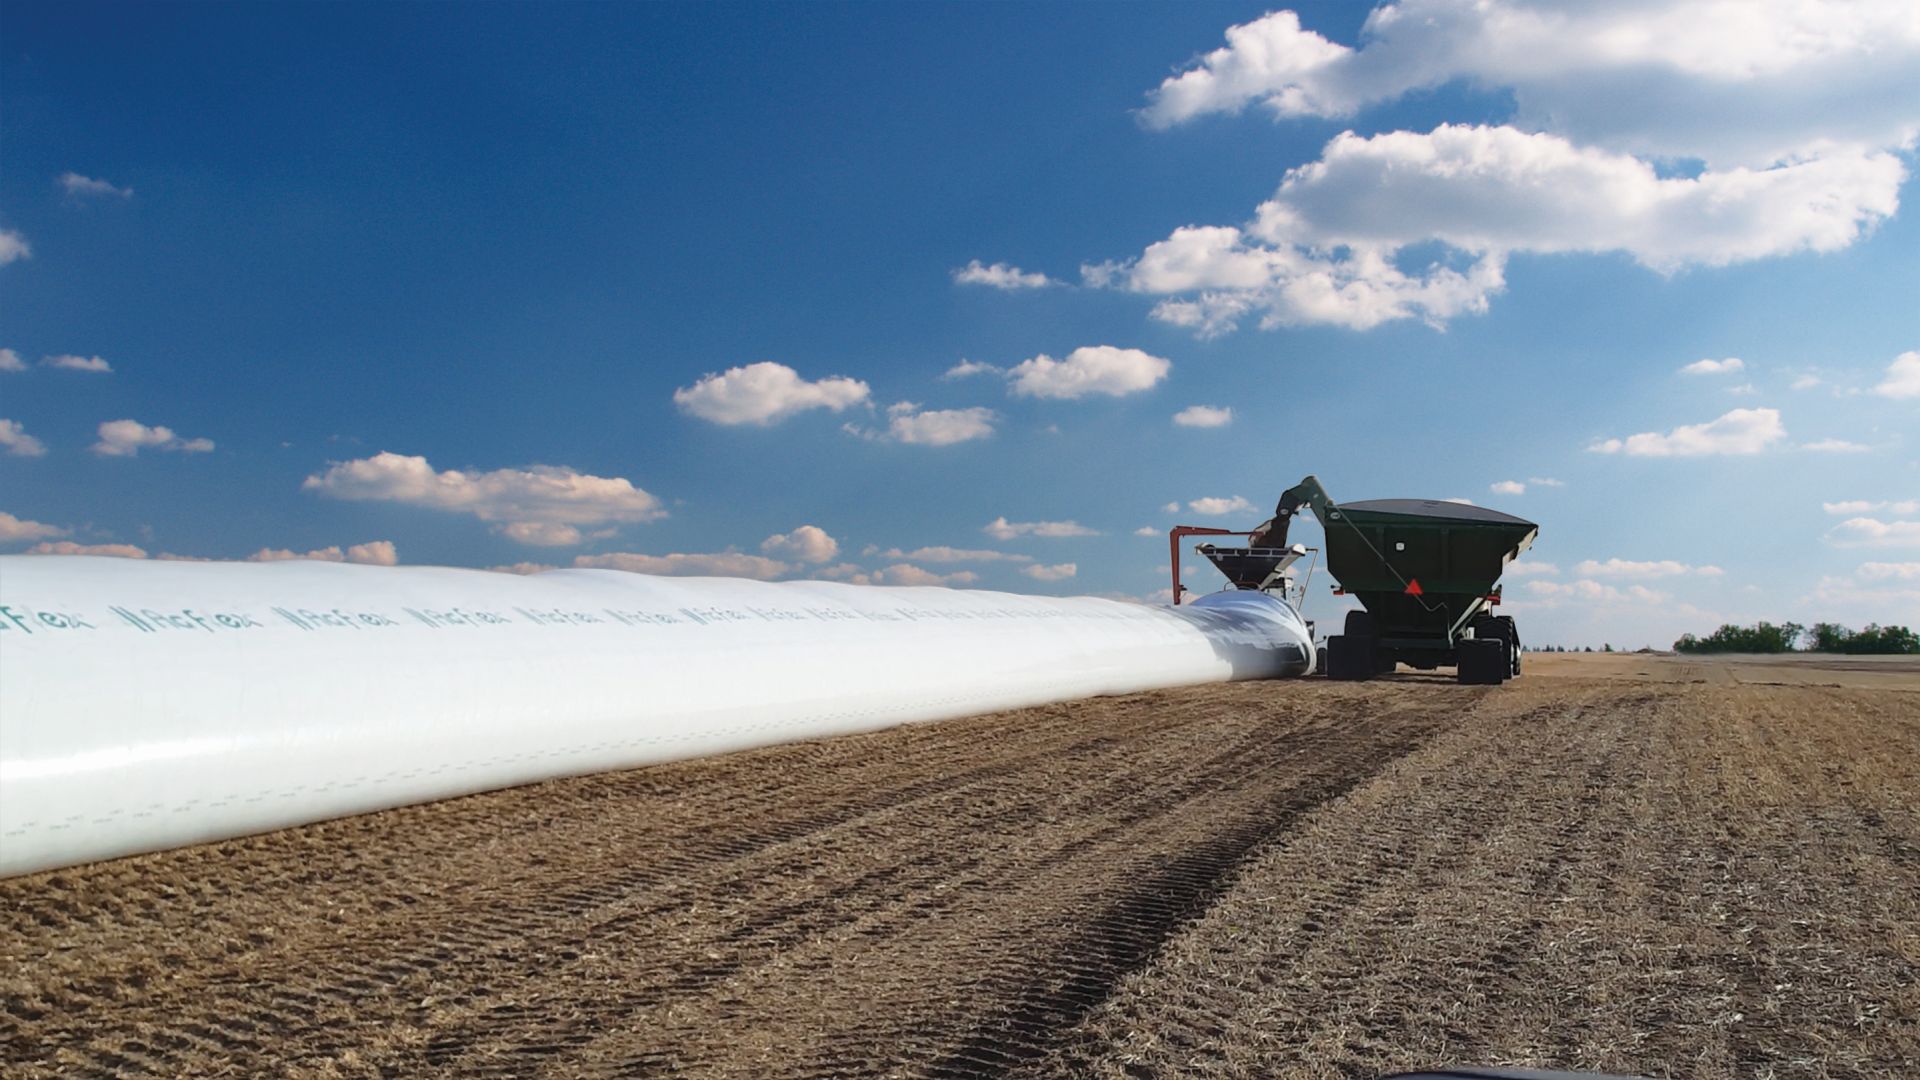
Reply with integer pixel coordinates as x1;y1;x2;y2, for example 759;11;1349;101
3;653;1917;1078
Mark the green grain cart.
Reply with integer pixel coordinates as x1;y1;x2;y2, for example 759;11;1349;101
1253;476;1539;685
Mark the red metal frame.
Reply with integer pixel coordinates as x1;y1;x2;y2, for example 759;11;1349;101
1167;525;1254;605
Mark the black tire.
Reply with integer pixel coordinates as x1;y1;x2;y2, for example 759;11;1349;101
1494;615;1522;675
1457;637;1507;685
1344;610;1374;638
1327;634;1376;681
1472;614;1522;677
1314;645;1329;676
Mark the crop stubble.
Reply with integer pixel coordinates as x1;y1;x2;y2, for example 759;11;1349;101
1;654;1915;1078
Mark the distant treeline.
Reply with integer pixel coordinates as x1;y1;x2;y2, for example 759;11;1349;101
1673;621;1919;655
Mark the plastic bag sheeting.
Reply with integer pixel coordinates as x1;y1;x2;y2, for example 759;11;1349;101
0;556;1314;878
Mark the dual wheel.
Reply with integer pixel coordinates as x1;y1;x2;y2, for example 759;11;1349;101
1324;611;1397;681
1458;614;1522;685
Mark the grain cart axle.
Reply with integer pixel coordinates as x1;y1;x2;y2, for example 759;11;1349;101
1256;476;1538;685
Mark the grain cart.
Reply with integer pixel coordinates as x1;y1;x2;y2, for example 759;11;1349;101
1256;476;1537;684
1173;476;1538;684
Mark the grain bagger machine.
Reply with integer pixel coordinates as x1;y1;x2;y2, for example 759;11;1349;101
1171;475;1538;684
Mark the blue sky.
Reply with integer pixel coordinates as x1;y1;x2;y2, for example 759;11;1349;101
2;0;1916;647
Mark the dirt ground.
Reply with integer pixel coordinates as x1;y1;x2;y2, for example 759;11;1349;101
2;653;1916;1078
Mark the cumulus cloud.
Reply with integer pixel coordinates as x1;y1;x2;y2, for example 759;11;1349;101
1119;1;1916;336
879;403;997;446
1502;560;1558;577
1006;346;1170;400
0;419;47;457
1185;495;1256;516
1589;407;1785;456
0;511;67;543
43;354;112;373
249;540;398;566
1490;480;1526;495
983;516;1099;540
1172;404;1234;428
489;562;557;576
495;522;587;547
1524;579;1671;606
952;260;1056;289
1873;350;1920;399
27;540;148;558
877;546;1033;563
868;564;979;587
0;348;23;372
674;362;870;425
1138;1;1920;168
1574;558;1723;579
59;172;132;199
90;419;214;457
1857;562;1920;582
1114;126;1900;335
943;359;1001;379
573;550;790;580
304;452;665;542
1825;517;1920;548
1134;526;1160;537
1823;499;1918;516
760;524;840;563
1800;438;1870;453
0;230;28;266
1022;562;1078;582
1528;477;1565;487
1681;357;1745;375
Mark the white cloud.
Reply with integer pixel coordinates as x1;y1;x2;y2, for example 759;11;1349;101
1588;407;1785;456
1524;579;1671;606
1490;480;1526;495
90;419;214;457
869;563;979;587
1172;404;1234;428
573;550;790;580
1823;499;1919;516
952;260;1056;289
304;452;665;540
1574;558;1723;579
1528;477;1564;487
1825;517;1920;548
943;359;1001;379
877;546;1032;563
1791;374;1823;391
0;348;23;372
761;524;840;563
59;172;132;199
1857;561;1920;582
1502;560;1558;577
489;562;557;576
43;354;112;373
1681;357;1745;375
983;516;1099;540
249;540;398;566
0;419;47;457
1134;526;1161;537
1161;501;1181;514
0;511;67;543
881;403;997;446
1186;495;1256;516
1006;346;1170;399
0;230;28;266
27;540;148;559
674;362;870;425
1873;350;1920;399
496;522;586;546
1022;562;1078;582
1800;438;1870;453
1138;1;1920;168
1118;0;1920;338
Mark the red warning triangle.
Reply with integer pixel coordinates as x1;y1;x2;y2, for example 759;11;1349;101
1403;578;1424;597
